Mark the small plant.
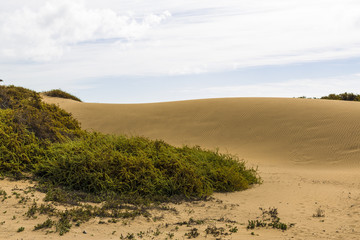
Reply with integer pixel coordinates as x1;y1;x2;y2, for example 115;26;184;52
205;225;225;237
34;219;54;230
229;226;238;233
56;212;72;236
120;233;135;239
12;192;20;199
152;215;164;222
185;228;200;239
17;227;25;232
313;207;325;218
137;231;145;238
108;218;118;223
25;203;38;218
0;190;7;201
247;207;291;231
154;228;161;236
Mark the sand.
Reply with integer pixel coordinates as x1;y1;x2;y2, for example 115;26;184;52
1;97;360;239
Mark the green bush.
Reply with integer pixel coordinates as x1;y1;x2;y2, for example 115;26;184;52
321;92;360;101
35;133;260;201
42;89;82;102
0;85;84;175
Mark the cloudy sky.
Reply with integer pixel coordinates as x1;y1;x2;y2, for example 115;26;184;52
1;0;360;103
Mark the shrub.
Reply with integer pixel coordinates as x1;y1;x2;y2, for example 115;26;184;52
35;133;261;201
321;92;360;101
42;89;82;102
0;85;84;176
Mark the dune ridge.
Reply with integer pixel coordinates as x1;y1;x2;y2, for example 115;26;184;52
44;97;360;169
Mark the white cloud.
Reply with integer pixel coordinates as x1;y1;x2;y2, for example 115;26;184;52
0;0;170;61
56;0;360;76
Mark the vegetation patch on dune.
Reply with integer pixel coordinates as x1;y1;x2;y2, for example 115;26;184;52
0;85;261;235
1;85;260;201
36;133;260;201
42;89;82;102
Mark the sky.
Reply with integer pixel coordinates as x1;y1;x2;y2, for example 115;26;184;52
1;0;360;103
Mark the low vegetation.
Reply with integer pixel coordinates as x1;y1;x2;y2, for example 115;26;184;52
321;92;360;101
299;92;360;101
35;133;260;202
0;85;261;235
0;85;84;176
247;207;293;231
42;89;82;102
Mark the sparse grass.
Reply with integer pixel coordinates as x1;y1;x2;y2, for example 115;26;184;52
247;207;292;231
42;89;82;102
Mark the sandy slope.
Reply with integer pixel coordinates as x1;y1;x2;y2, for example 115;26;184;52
44;97;360;169
1;97;360;239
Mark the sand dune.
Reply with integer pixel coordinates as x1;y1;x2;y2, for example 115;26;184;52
2;96;358;240
44;97;360;169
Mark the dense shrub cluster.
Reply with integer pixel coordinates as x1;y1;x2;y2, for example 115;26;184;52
321;92;360;101
1;85;260;201
35;133;260;200
42;89;82;102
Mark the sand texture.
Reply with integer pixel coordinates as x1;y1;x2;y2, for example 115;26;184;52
1;97;360;239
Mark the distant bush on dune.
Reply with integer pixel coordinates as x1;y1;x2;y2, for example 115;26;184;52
321;92;360;101
0;85;261;202
42;89;82;102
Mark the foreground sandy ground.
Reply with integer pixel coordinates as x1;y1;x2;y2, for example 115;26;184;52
1;97;360;239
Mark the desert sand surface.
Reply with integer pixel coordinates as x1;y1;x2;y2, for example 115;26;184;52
1;97;360;239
